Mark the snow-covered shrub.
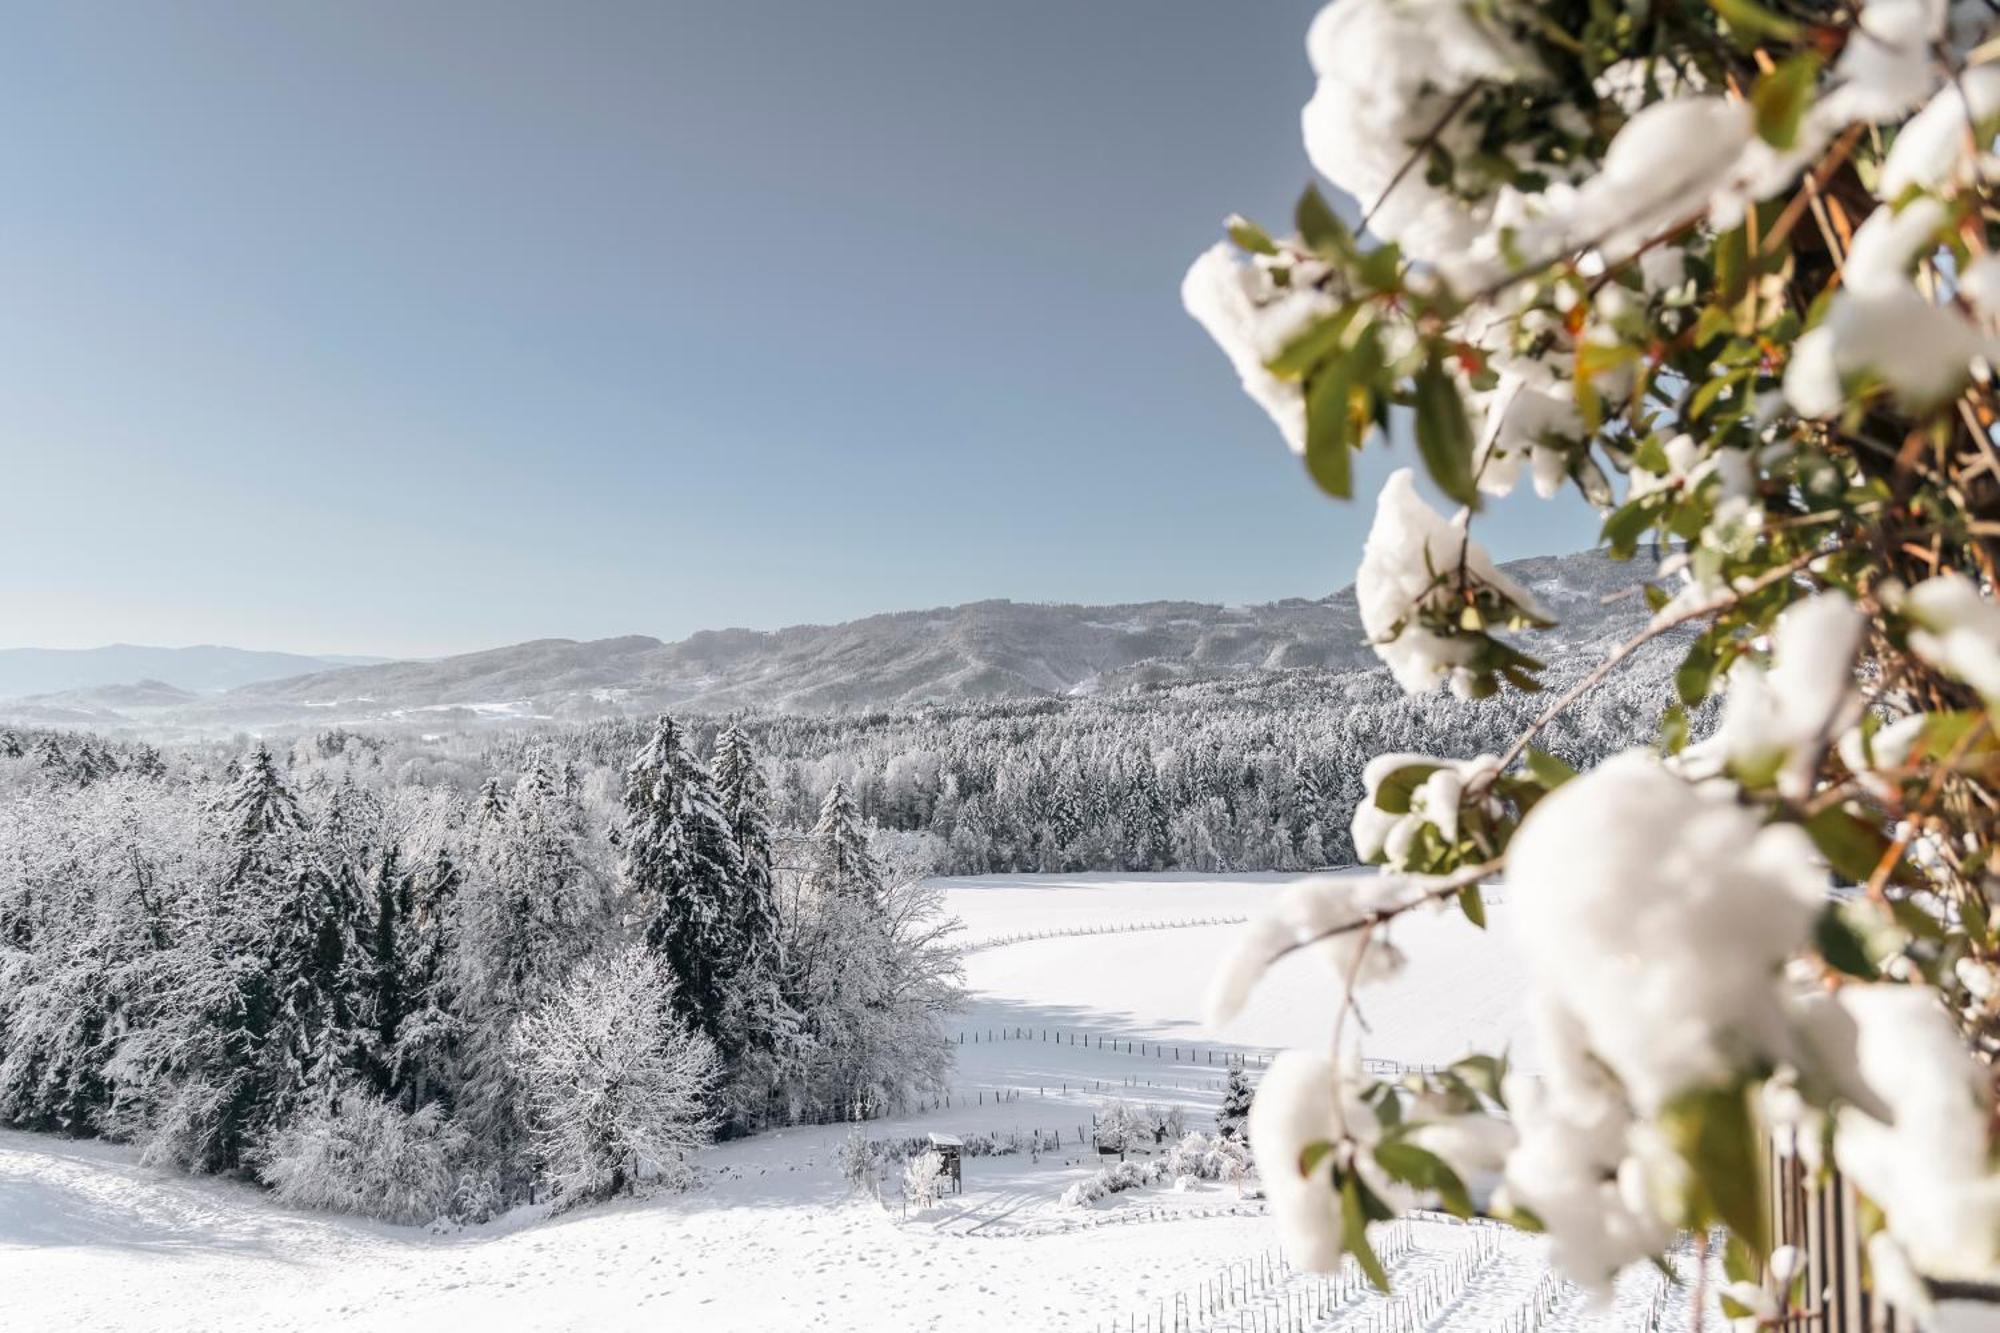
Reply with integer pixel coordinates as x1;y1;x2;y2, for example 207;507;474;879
513;947;720;1207
1163;1130;1252;1185
1061;1157;1169;1208
1189;0;2000;1314
254;1090;467;1226
1145;1102;1185;1145
903;1149;944;1210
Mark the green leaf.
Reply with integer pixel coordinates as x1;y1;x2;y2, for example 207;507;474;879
1449;1054;1508;1106
1917;710;1995;761
1374;1141;1474;1218
1267;309;1357;381
1296;185;1348;255
1339;1171;1394;1291
1805;806;1892;884
1525;747;1577;789
1752;54;1820;150
1372;762;1443;814
1227;214;1279;256
1602;497;1655;558
1413;358;1481;510
1305;361;1357;500
1723;1233;1761;1285
1299;1140;1337;1178
1355;242;1402;292
1457;884;1487;930
1812;904;1880;981
1660;1083;1769;1257
1676;635;1720;707
1708;0;1802;43
1660;703;1691;756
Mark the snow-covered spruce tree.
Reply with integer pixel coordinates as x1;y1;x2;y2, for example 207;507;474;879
512;946;719;1206
619;715;744;1042
708;723;800;1131
450;753;606;1189
1217;1066;1253;1141
806;781;881;904
385;840;464;1113
137;746;313;1172
1188;0;2000;1315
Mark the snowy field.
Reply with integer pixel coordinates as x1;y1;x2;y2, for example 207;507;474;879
1;872;1701;1331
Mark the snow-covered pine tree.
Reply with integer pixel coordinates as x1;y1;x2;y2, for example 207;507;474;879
806;780;880;904
1216;1066;1252;1141
708;722;799;1130
139;746;311;1172
451;752;605;1189
365;842;410;1092
619;715;744;1043
388;841;463;1113
221;745;302;890
711;722;780;967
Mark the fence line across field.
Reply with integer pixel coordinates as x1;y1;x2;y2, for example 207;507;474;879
786;1055;1470;1124
961;914;1251;955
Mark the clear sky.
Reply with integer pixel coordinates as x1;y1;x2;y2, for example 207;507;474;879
0;2;1601;659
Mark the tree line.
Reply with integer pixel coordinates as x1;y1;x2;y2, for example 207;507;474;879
0;718;961;1220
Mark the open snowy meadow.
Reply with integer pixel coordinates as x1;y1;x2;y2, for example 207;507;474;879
1;871;1708;1332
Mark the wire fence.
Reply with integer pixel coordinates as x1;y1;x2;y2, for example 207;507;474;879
964;914;1251;955
953;1025;1271;1070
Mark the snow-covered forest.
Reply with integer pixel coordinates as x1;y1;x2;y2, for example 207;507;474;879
0;639;1683;1225
0;718;962;1222
507;649;1680;877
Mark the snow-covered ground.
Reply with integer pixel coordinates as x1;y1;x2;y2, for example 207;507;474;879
0;872;1699;1331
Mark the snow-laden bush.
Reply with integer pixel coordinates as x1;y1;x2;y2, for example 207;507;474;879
1061;1131;1250;1207
254;1090;467;1225
1061;1157;1167;1208
903;1149;944;1210
1163;1130;1251;1184
513;947;720;1207
1191;0;2000;1316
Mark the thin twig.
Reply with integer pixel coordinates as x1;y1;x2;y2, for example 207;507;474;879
1490;548;1824;776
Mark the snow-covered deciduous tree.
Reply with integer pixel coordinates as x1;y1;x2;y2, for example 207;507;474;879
1191;0;2000;1316
512;946;719;1207
1093;1100;1151;1160
902;1148;944;1210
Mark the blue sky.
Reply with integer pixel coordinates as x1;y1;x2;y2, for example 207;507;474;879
0;2;1601;658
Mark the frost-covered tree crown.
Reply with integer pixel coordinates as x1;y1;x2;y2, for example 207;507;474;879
1188;0;2000;1316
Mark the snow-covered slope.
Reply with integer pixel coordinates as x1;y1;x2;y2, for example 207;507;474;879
0;872;1698;1332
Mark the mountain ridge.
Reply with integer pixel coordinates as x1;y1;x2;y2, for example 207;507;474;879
1;549;1656;732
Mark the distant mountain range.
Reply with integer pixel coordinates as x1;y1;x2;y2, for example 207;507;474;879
0;645;391;702
0;549;1657;733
